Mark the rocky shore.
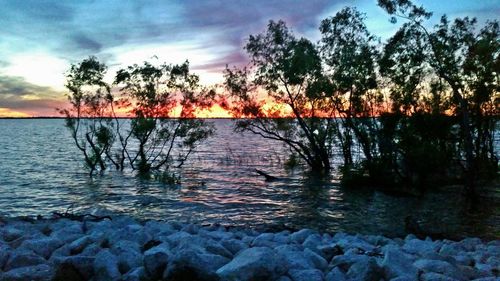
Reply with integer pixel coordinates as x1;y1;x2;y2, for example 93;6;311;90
0;216;498;281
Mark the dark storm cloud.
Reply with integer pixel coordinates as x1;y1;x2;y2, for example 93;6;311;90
70;33;103;53
0;75;64;110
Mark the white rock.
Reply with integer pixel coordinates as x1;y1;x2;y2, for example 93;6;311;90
216;247;287;281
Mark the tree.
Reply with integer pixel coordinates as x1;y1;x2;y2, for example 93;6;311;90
378;0;499;195
114;60;215;176
62;57;215;180
319;7;380;168
60;57;115;175
224;20;336;173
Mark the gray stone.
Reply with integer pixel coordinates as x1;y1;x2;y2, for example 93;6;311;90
2;227;23;242
67;236;93;255
0;243;11;270
302;234;322;252
421;272;456;281
274;232;291;244
165;231;193;247
4;249;46;271
403;239;440;256
276;248;314;270
81;242;102;256
288;269;324;281
19;237;64;259
221;239;248;255
329;254;369;272
276;276;293;281
325;267;346;281
346;257;384;281
52;256;94;281
439;243;463;257
108;225;152;246
290;229;315;244
122;266;147;281
413;259;462;280
382;245;418;280
216;247;287;281
252;233;278;247
206;241;234;259
317;244;343;261
181;223;200;235
93;249;121;281
143;242;171;279
458;238;482;252
199;229;234;241
164;248;229;281
304;248;328;270
1;264;53;281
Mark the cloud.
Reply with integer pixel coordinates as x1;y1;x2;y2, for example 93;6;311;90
0;75;66;116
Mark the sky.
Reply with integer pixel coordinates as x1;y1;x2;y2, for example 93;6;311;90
0;0;498;117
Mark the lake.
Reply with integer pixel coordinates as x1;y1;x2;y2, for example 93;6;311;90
0;118;498;238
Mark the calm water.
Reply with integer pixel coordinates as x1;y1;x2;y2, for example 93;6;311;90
0;119;498;238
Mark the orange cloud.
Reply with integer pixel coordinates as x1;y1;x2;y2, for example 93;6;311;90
0;108;31;118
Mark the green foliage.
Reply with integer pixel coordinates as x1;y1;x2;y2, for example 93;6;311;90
62;57;214;179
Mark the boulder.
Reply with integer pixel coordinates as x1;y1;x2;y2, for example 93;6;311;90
317;244;343;261
288;269;324;281
403;239;440;256
221;239;248;255
304;248;328;270
413;259;462;280
93;249;121;281
122;267;147;281
302;234;322;253
19;237;64;259
67;236;93;255
0;243;11;270
164;248;229;281
216;247;287;281
346;257;384;281
4;249;46;271
325;267;347;281
1;264;53;281
252;233;278;248
290;229;315;244
381;245;418;280
52;256;94;281
143;242;171;279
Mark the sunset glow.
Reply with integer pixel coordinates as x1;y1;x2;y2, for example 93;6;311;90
0;0;498;118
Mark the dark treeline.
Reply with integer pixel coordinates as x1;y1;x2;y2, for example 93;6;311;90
62;0;498;196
